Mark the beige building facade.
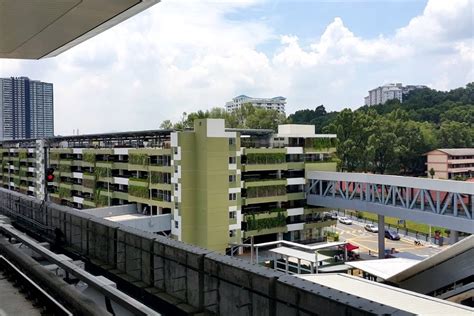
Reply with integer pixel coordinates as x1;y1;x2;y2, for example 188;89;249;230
425;148;474;180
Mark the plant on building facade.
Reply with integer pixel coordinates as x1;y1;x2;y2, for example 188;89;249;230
83;178;96;189
150;171;170;184
83;152;96;163
19;152;28;159
94;166;109;178
13;160;20;168
246;153;286;165
58;187;71;198
246;185;286;198
129;153;149;166
325;231;339;241
129;185;149;199
19;169;27;177
50;152;60;161
309;138;337;150
246;212;286;231
59;164;70;173
13;178;20;186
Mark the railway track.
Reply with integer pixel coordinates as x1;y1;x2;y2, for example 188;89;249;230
0;255;72;316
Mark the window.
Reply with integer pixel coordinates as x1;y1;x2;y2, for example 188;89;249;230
229;211;236;219
174;148;178;155
175;183;178;191
229;230;236;237
229;156;236;164
229;138;235;145
229;193;237;201
229;175;236;183
174;165;178;173
175;221;179;229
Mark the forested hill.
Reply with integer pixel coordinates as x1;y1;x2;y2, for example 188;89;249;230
289;83;473;176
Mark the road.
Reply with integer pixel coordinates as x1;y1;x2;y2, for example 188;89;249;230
333;219;443;258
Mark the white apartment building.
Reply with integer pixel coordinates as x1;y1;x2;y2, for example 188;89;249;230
225;95;286;114
364;83;427;106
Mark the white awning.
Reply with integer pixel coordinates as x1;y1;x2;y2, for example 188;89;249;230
346;258;420;280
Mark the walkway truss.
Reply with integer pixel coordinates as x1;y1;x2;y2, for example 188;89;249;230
306;172;474;233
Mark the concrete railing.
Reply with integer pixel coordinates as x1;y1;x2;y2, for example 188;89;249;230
0;188;402;315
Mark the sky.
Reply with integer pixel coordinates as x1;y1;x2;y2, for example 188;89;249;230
0;0;473;135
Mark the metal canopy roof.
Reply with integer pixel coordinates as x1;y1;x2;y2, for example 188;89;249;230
345;258;420;280
0;0;159;59
268;246;332;263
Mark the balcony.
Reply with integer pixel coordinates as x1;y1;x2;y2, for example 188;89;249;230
287;192;305;201
244;179;286;188
304;219;336;230
244;226;287;238
304;161;337;172
129;178;149;187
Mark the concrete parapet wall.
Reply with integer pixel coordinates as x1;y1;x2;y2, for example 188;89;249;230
0;188;401;315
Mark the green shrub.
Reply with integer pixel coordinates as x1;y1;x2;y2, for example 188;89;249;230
58;187;71;198
246;185;286;198
246;153;286;164
94;167;109;178
83;152;96;163
19;169;27;177
19;152;28;159
59;164;70;172
246;212;286;231
129;185;149;198
129;153;149;165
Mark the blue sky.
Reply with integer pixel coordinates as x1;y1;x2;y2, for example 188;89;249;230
0;0;472;135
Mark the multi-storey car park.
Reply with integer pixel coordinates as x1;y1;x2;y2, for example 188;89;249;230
0;118;337;253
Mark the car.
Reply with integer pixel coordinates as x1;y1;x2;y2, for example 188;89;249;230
384;229;400;240
338;217;353;225
329;212;338;220
364;224;378;233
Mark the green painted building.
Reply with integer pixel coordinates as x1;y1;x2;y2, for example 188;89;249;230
0;119;337;253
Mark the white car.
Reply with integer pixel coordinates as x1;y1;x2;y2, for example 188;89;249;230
364;223;378;233
338;217;353;225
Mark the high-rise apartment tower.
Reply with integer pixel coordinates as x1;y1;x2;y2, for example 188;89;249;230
0;77;54;140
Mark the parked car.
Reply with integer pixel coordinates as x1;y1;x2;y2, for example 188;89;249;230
364;224;378;233
385;229;400;240
329;211;338;220
338;217;353;225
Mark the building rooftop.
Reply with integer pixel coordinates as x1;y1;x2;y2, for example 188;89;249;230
345;258;420;280
427;148;474;156
299;274;474;315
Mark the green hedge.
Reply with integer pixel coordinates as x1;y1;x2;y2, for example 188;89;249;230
246;185;286;198
50;152;60;160
325;231;339;241
308;138;337;150
246;153;286;164
246;212;286;231
129;153;149;165
58;187;71;198
83;152;96;163
19;152;28;159
59;164;70;172
94;167;109;178
129;185;149;198
19;169;27;177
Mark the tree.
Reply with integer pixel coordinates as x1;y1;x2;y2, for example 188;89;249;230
429;168;435;179
159;120;173;129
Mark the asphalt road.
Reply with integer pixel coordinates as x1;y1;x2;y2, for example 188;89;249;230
333;219;443;258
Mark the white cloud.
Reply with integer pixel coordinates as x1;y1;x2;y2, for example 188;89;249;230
0;0;472;135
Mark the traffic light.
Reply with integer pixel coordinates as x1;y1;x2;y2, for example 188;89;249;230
46;168;55;183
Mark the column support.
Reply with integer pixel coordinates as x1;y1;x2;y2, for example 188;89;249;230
378;214;385;259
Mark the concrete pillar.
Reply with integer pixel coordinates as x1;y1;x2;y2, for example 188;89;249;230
314;251;319;274
297;258;301;274
277;233;283;241
285;255;289;274
378;215;385;259
450;231;459;245
256;247;259;265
